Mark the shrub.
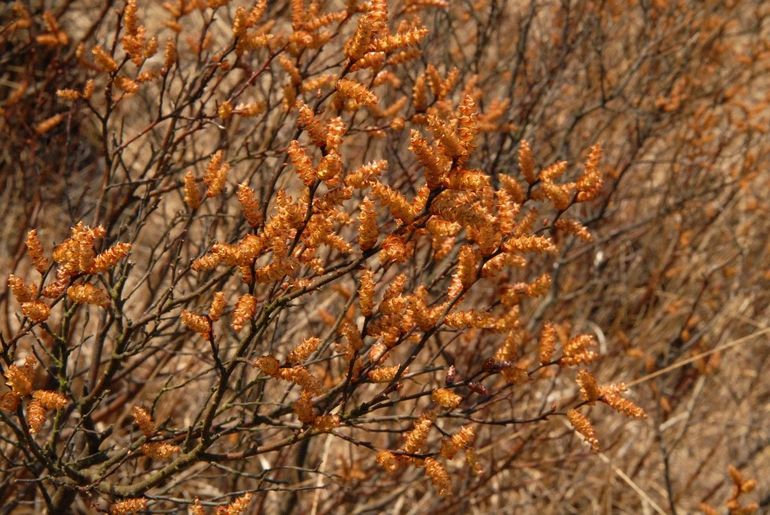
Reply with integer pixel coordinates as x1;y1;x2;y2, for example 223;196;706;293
1;0;768;512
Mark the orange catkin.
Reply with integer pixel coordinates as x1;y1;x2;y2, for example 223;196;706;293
141;442;180;460
67;284;110;307
358;198;379;250
110;498;148;514
181;309;211;336
254;356;280;377
599;385;646;418
359;269;376;316
4;357;36;397
376;450;400;475
237;183;263;227
432;388;462;409
93;242;131;272
131;406;154;436
424;458;451;496
21;301;51;322
25;230;48;273
518;139;537;183
32;390;67;410
8;275;36;303
402;415;433;454
209;291;226;321
184;171;201;209
27;400;46;433
336;79;378;106
287;140;316;186
287;336;320;365
539;322;557;365
576;369;600;403
567;409;599;451
232;294;257;332
368;365;400;383
35;114;64;135
92;45;118;72
204;151;229;197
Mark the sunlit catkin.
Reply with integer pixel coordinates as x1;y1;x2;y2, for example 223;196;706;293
4;357;36;397
27;400;46;433
358;197;379;251
295;100;326;148
317;152;342;181
457;94;479;164
325;117;346;153
287;140;316;186
35;114;64;135
278;366;322;394
440;425;476;459
402;415;433;454
8;275;36;303
25;230;48;273
379;234;413;264
350;51;385;71
183;171;201;209
141;442;181;460
204;151;229;197
567;409;599;451
432;388;462;409
359;269;376;316
456;245;478;289
561;334;599;367
92;45;118;72
427;115;464;159
232;294;257;332
599;385;646;418
67;284;110;307
209;292;226;321
288;337;320;365
131;406;154;436
110;498;148;514
346;160;387;188
237;183;263;227
371;182;415;224
336;79;378;106
190;499;204;515
518;139;537;184
424;458;451;496
293;390;316;423
32;390;67;410
577;144;603;202
345;18;373;61
93;243;131;272
554;219;592;241
539;322;557;365
163;38;176;71
576;369;600;403
56;88;81;101
368;365;400;383
313;413;340;432
376;450;400;475
254;355;280;377
375;26;429;53
410;130;447;189
21;301;51;323
181;309;211;336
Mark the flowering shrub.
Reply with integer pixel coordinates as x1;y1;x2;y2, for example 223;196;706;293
1;0;768;513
